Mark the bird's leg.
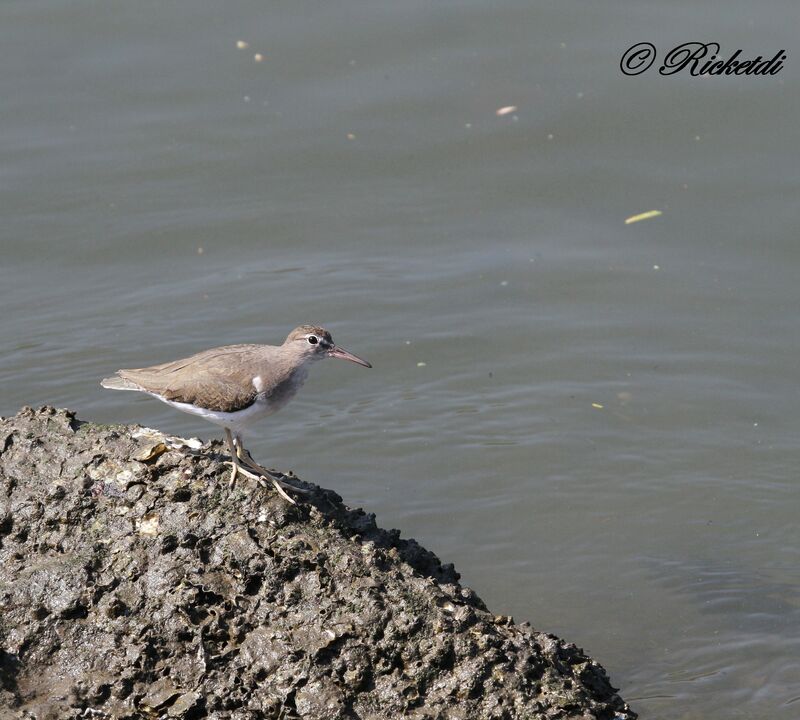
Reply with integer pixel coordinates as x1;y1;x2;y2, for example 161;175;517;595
225;428;239;487
225;428;246;488
234;435;312;499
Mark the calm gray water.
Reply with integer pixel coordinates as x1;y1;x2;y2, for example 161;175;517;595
2;1;799;717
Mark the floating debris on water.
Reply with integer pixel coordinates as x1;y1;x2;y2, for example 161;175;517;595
496;105;517;116
625;210;662;225
236;40;249;50
591;402;604;409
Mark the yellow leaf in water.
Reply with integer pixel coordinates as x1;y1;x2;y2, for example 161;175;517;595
625;210;662;225
591;403;604;409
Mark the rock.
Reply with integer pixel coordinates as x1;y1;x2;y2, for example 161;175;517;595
0;406;636;719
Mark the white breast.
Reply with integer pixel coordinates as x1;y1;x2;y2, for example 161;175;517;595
156;394;276;435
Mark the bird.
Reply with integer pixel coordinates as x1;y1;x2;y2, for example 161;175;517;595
101;325;371;503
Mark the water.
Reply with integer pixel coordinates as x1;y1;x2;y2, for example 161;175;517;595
2;1;799;717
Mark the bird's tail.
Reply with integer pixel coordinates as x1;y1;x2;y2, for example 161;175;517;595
100;375;143;391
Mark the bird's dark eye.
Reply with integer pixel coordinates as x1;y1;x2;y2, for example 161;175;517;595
307;336;318;345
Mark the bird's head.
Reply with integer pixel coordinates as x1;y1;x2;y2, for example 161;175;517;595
284;325;372;368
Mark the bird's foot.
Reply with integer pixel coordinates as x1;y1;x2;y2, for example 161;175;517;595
227;461;262;487
226;461;303;505
235;446;272;476
236;448;313;497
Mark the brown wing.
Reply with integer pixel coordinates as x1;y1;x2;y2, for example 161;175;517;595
118;344;262;413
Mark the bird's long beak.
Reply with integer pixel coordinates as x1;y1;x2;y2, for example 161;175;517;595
328;345;372;368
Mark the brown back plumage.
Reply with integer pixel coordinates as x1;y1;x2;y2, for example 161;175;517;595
104;343;303;413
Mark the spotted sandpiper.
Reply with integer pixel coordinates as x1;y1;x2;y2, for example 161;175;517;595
101;325;371;502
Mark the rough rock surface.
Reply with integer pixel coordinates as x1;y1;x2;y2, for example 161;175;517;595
0;406;636;720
